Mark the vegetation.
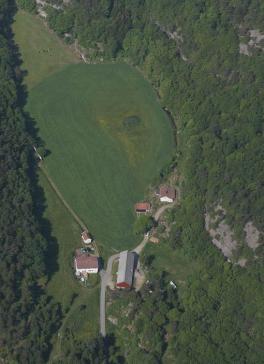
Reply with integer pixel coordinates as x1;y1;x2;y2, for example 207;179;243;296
27;63;175;255
16;0;36;13
42;0;264;362
0;2;61;362
107;273;180;363
38;171;100;361
6;0;264;362
134;215;154;235
13;10;79;89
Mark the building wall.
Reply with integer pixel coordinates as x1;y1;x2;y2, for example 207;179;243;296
76;267;98;275
160;196;173;203
116;281;130;289
83;238;92;244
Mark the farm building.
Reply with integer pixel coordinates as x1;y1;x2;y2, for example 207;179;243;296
81;230;92;244
159;185;176;203
134;202;151;215
116;250;135;289
74;249;98;276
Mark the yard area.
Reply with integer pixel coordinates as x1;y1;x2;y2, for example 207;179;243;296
39;171;99;362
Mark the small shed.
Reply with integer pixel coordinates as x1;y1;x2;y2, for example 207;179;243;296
116;251;135;289
74;249;98;276
159;185;176;203
134;202;151;215
81;230;92;244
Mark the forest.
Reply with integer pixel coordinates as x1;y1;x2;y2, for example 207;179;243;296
0;1;61;362
35;0;264;362
2;0;264;363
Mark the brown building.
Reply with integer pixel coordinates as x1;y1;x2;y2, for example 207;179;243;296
159;185;176;203
134;202;151;214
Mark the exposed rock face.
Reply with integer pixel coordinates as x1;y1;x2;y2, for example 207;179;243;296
107;316;118;325
205;205;238;260
239;29;264;56
154;21;188;62
244;221;260;250
205;204;262;267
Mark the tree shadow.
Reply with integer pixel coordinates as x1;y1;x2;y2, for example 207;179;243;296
9;8;59;280
28;151;59;279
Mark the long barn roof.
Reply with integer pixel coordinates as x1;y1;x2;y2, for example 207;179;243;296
117;250;135;286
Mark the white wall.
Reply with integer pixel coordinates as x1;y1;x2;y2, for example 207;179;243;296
76;267;98;275
160;196;173;203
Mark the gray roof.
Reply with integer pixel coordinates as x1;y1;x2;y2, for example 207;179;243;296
117;250;135;286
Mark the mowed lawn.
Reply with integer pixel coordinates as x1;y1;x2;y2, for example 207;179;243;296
28;63;175;255
13;10;79;89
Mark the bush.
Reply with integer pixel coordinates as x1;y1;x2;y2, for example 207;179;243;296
17;0;36;13
134;215;154;235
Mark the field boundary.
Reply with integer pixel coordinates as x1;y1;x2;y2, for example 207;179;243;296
39;162;100;256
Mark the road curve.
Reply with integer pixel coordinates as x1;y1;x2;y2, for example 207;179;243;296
99;202;176;336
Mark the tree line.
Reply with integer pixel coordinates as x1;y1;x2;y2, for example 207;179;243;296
13;0;264;362
0;1;61;362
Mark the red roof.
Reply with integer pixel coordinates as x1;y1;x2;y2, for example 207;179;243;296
159;185;176;200
116;281;130;288
135;202;151;212
75;250;98;269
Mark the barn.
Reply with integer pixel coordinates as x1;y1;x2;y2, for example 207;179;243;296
116;250;135;289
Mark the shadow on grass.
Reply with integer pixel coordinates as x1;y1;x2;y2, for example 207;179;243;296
9;11;59;281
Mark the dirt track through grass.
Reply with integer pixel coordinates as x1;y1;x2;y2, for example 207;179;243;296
40;163;87;231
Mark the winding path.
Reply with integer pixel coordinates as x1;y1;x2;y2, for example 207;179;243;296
99;201;176;336
39;163;100;256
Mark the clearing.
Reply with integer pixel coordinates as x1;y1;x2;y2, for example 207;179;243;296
14;10;175;359
27;63;175;256
13;10;79;89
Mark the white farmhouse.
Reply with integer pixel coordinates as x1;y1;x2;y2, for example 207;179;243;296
159;185;176;203
74;250;98;276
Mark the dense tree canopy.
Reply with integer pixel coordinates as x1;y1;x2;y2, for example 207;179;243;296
2;0;264;362
43;0;264;362
0;2;60;362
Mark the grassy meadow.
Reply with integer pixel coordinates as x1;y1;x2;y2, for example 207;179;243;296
14;10;174;357
39;171;99;361
27;63;175;255
13;11;79;89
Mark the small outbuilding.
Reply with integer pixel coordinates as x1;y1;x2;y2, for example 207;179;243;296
74;249;98;276
81;230;92;244
159;185;176;203
116;250;135;289
134;202;151;215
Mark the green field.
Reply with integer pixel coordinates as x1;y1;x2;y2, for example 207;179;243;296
39;171;99;361
28;63;175;255
14;10;174;357
14;11;175;256
13;11;79;89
